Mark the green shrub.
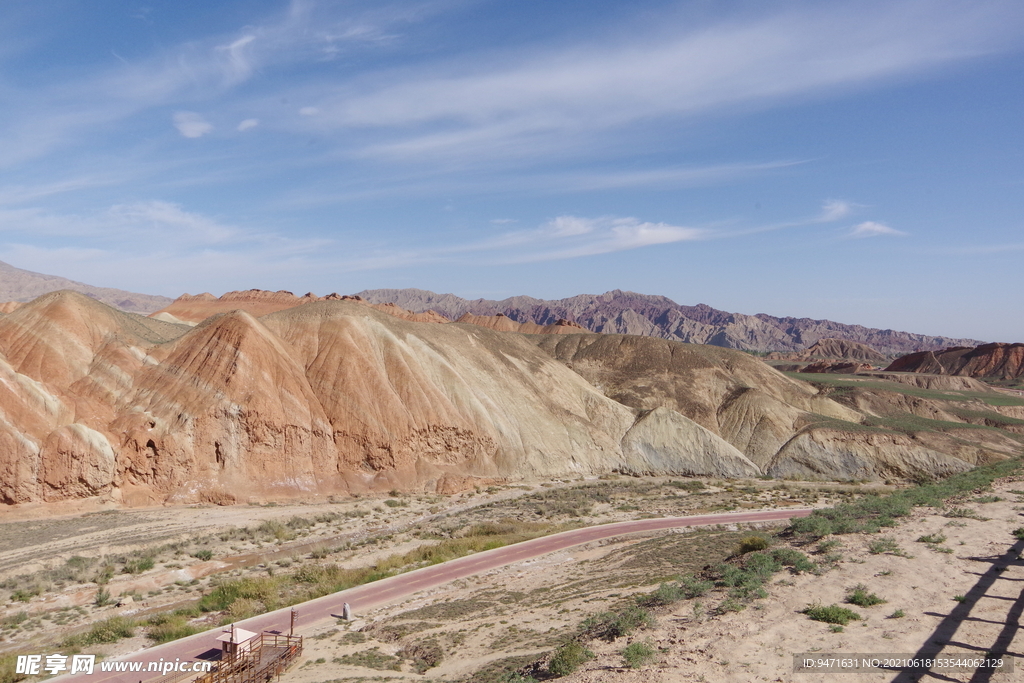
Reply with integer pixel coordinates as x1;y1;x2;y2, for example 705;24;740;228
803;604;861;626
581;605;653;640
641;582;684;607
888;609;906;619
63;616;137;647
612;605;653;637
123;556;155;574
868;538;901;555
916;533;946;544
816;539;842;553
148;615;200;644
846;584;886;607
256;520;293;541
192;549;214;561
769;548;816;573
198;576;282;612
667;480;705;492
717;597;745;613
1;654;28;683
1;612;27;627
549;642;594;676
738;535;770;554
1012;527;1024;540
789;458;1022;538
94;587;112;607
622;641;656;669
505;674;539;683
679;574;713;598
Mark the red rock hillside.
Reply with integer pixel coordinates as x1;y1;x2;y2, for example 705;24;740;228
0;291;772;507
886;343;1024;380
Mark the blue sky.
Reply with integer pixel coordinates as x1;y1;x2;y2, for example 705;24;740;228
0;0;1022;341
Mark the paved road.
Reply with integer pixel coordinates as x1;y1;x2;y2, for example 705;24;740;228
59;507;812;683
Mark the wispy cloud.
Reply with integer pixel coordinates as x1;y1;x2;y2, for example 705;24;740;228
0;1;443;167
0;175;124;206
173;112;214;138
469;215;707;261
292;2;1024;162
353;214;711;269
819;200;853;222
0;200;324;252
274;159;807;207
846;221;907;238
237;118;260;132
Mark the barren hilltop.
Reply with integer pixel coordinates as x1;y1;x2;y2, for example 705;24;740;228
0;289;1020;510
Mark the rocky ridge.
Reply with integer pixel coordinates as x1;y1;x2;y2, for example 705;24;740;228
768;337;888;363
154;290;450;325
886;343;1024;381
356;288;983;355
455;312;587;335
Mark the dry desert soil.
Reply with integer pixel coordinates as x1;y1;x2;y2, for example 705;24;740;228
274;479;1024;683
4;472;1024;683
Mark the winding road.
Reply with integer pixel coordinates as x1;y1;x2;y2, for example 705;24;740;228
59;507;812;683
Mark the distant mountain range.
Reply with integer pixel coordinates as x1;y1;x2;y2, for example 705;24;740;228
0;260;172;313
357;288;985;356
0;259;986;354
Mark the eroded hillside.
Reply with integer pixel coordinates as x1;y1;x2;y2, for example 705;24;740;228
0;292;1019;509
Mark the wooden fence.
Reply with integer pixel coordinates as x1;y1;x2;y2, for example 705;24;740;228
153;633;303;683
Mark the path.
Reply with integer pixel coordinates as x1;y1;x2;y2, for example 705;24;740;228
58;507;812;683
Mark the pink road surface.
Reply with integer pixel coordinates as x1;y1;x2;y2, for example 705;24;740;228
57;507;812;683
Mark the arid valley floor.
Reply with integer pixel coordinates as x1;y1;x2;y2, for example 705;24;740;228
3;470;1024;683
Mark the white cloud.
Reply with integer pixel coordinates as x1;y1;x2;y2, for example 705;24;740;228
439;215;708;263
819;200;853;222
297;2;1024;161
237;118;259;132
0;200;329;256
299;107;320;116
217;35;257;85
847;221;907;238
0;2;432;167
173;112;213;138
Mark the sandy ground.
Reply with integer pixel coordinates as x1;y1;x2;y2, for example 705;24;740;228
279;524;765;683
275;478;1024;683
0;477;885;674
543;480;1024;683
